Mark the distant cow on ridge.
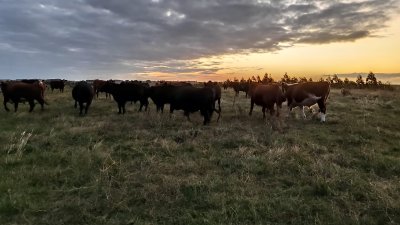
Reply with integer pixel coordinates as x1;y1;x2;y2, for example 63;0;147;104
282;81;330;122
50;80;65;92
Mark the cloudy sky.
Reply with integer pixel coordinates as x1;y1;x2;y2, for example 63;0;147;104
0;0;399;82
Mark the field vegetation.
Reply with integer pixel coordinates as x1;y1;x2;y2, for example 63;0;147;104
1;86;399;224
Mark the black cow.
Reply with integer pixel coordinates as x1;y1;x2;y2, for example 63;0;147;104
204;81;221;121
148;84;177;113
50;80;65;92
169;86;216;125
102;81;149;114
72;81;94;115
1;81;47;112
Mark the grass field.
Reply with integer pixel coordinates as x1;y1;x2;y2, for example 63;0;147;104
1;86;400;225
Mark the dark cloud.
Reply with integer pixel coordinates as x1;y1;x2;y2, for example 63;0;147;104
0;0;398;79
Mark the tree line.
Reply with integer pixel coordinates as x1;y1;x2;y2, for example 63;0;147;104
224;72;394;90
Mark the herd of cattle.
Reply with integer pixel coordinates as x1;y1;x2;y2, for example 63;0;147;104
0;79;330;124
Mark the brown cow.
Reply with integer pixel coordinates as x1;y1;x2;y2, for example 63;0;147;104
282;81;330;122
249;84;286;118
1;81;47;112
93;79;109;98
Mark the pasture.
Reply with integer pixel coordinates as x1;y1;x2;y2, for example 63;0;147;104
1;86;399;225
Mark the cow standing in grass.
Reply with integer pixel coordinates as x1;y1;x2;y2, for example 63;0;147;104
249;84;286;119
50;80;65;93
93;79;109;99
169;86;217;125
101;81;149;114
72;81;94;115
204;81;221;119
1;81;47;112
282;81;330;122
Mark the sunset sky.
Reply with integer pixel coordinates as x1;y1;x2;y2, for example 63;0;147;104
0;0;399;83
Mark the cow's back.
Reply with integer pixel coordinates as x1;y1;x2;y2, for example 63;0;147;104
73;82;94;102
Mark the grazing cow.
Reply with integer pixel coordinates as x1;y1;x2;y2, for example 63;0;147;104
282;81;330;122
249;84;286;119
72;81;94;115
92;79;109;98
341;87;351;96
231;81;250;97
1;81;47;112
101;81;149;114
169;86;216;125
222;81;229;90
50;80;65;92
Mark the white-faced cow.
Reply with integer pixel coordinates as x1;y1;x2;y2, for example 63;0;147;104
282;81;330;122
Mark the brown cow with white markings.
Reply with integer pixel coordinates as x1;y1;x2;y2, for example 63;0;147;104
282;81;330;122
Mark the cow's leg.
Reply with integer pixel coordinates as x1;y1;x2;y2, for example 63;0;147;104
184;111;191;122
28;100;35;112
85;101;91;115
217;98;221;113
14;101;19;112
276;104;281;117
37;98;45;110
122;102;126;114
249;99;254;116
317;100;327;122
3;98;10;112
74;101;78;108
301;106;306;119
79;102;84;115
200;109;210;125
117;102;122;114
262;107;266;119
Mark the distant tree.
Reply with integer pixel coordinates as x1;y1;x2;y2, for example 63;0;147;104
326;76;332;84
344;77;350;85
308;77;313;82
299;77;308;83
281;73;290;83
366;71;378;87
356;75;364;88
251;76;257;82
262;73;274;83
290;76;299;83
